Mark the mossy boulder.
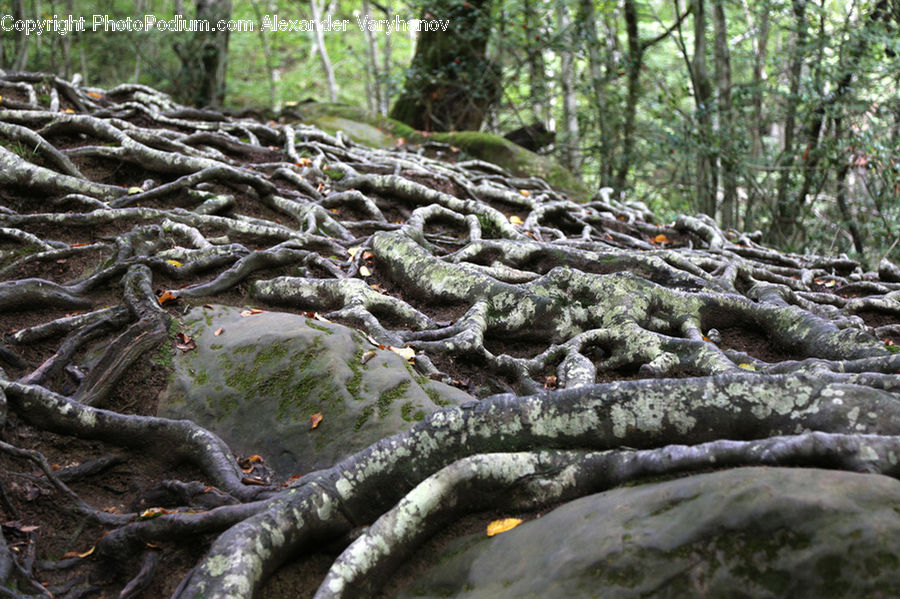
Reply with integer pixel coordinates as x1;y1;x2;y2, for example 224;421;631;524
299;102;416;149
399;467;900;598
426;131;589;200
157;304;473;477
297;103;586;199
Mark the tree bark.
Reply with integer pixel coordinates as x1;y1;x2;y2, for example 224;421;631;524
556;0;580;172
310;0;338;103
691;0;717;217
713;0;736;228
173;0;232;108
389;0;500;131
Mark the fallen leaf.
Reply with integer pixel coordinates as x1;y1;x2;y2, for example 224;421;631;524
389;346;416;361
544;375;557;389
165;259;183;267
348;246;362;258
519;189;531;197
157;290;178;304
652;234;669;243
138;508;174;520
62;545;96;559
361;350;377;364
701;335;711;342
487;518;523;537
214;328;224;336
64;108;75;114
362;251;374;260
312;313;331;323
86;91;101;99
738;363;756;371
359;265;372;277
330;208;339;213
396;137;406;146
309;413;323;429
175;332;195;352
509;215;524;225
240;308;265;317
70;242;89;248
241;477;268;486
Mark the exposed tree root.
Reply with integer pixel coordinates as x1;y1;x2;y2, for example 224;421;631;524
0;72;898;597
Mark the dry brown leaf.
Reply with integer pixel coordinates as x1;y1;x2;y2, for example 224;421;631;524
486;518;523;537
361;350;377;364
362;250;374;260
241;477;268;486
240;308;264;317
214;328;224;336
309;413;324;429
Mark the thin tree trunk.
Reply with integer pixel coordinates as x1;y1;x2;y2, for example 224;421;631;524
12;0;29;71
615;0;642;190
362;0;382;114
524;0;549;125
770;0;807;245
713;0;736;228
251;0;277;111
832;117;865;257
692;0;716;217
310;0;338;103
556;0;580;171
381;1;392;115
578;0;611;186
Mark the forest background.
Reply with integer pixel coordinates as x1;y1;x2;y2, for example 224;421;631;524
2;0;897;264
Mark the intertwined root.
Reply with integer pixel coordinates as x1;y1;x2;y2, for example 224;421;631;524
0;72;898;597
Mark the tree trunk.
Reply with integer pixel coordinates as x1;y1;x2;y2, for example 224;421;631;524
614;0;642;190
310;0;338;103
713;0;736;228
362;0;382;114
556;0;580;172
578;0;612;186
173;0;232;108
251;0;277;111
12;0;29;72
691;0;716;217
769;0;807;245
389;0;500;132
525;0;549;125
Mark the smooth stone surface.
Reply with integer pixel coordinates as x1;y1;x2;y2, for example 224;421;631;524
397;467;900;598
158;304;473;476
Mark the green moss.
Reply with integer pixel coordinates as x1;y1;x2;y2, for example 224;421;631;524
419;376;453;407
324;169;345;181
210;343;223;350
378;380;410;418
305;319;334;335
193;370;209;386
354;405;374;431
150;319;181;370
346;348;365;398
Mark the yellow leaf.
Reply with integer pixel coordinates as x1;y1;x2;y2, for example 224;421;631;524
824;280;836;288
487;518;523;537
652;234;669;244
166;259;183;267
87;92;102;99
348;246;362;258
359;265;372;277
127;186;143;195
77;545;96;558
64;108;75;113
509;215;524;226
139;507;172;520
738;363;756;371
389;346;416;361
701;335;711;342
519;189;531;197
309;413;323;429
157;290;178;304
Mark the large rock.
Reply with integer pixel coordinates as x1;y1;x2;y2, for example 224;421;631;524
158;305;473;477
399;467;900;598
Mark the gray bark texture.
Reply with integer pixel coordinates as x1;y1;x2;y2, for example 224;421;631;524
0;73;898;597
